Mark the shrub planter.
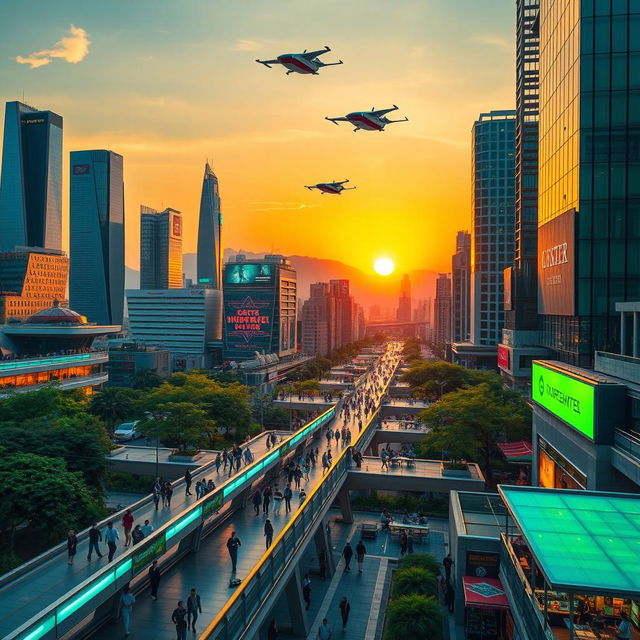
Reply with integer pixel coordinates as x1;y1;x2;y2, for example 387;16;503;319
441;467;471;478
169;451;203;463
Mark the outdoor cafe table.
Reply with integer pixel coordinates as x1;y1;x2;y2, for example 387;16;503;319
388;520;430;542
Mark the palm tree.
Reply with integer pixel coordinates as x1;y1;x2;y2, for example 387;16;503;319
90;388;133;431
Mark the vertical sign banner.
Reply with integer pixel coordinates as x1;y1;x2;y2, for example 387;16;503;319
497;345;510;370
537;209;576;315
223;290;275;358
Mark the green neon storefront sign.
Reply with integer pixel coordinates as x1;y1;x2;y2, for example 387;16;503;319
532;362;595;439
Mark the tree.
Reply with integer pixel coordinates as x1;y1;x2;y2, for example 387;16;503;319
398;553;441;576
401;360;474;401
391;567;438;599
0;453;105;552
384;595;442;640
0;387;90;424
416;382;531;479
402;337;422;362
90;387;136;430
129;368;162;390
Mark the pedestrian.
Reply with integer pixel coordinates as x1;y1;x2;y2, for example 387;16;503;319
105;521;119;562
339;596;351;631
67;530;78;565
87;522;103;561
152;478;161;510
161;481;168;507
317;618;333;640
222;449;228;470
121;584;135;636
303;579;311;610
215;452;222;474
122;509;134;547
207;479;216;493
264;519;274;549
299;488;307;504
227;531;241;572
165;481;174;508
294;466;302;489
149;560;161;600
132;524;144;545
319;550;327;581
356;539;367;573
400;529;408;556
186;587;202;633
171;600;188;640
445;581;455;613
263;485;272;514
267;619;278;640
443;553;454;582
284;484;293;514
195;479;203;498
141;519;154;538
273;487;283;514
184;469;192;496
252;489;262;516
342;541;353;572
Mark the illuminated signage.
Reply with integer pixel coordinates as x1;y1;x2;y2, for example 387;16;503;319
531;362;595;439
223;290;274;359
171;213;182;238
203;493;223;517
225;263;273;284
132;535;166;575
497;345;510;370
73;164;90;175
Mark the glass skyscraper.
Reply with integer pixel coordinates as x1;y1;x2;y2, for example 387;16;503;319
470;110;517;347
0;101;63;251
197;162;222;288
140;206;183;289
69;150;125;325
537;0;640;365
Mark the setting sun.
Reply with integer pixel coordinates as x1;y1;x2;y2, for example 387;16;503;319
373;257;395;276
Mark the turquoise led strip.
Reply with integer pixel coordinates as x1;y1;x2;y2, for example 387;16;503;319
166;506;203;541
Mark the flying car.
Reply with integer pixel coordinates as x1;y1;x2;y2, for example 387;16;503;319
305;180;356;195
256;46;343;75
325;105;408;132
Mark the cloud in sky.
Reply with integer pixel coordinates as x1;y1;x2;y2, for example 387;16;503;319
250;201;320;212
16;25;90;69
233;39;263;52
473;34;511;50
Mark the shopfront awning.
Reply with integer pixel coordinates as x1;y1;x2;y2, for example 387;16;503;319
497;441;532;463
463;576;510;609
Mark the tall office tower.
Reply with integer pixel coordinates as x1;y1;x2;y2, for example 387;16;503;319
369;304;381;322
434;273;452;345
330;279;354;349
451;230;471;343
140;206;183;289
396;273;412;322
197;162;222;287
454;111;516;368
301;282;332;356
537;0;640;366
0;101;63;251
69;150;125;325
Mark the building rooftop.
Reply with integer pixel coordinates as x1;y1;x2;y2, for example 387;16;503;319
499;486;640;597
454;491;513;538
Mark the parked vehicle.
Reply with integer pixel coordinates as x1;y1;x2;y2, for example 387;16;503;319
113;421;140;442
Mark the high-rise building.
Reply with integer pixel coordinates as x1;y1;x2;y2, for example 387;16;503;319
301;282;332;356
396;273;412;322
434;273;452;345
0;248;69;322
330;279;354;349
69;150;125;325
0;101;63;251
451;231;471;343
140;206;183;289
353;303;366;341
454;110;516;368
369;304;381;322
536;0;640;366
197;162;222;288
223;255;297;360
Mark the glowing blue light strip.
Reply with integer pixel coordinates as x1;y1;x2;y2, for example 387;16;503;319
166;506;202;541
18;616;55;640
57;571;114;624
115;558;132;580
0;353;97;372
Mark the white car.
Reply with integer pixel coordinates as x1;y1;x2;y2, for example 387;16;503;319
113;421;140;442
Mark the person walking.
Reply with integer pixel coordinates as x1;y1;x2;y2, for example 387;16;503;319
262;485;272;515
399;529;408;556
339;596;351;631
273;487;283;514
87;522;103;561
215;452;222;474
342;541;353;572
149;560;161;600
356;539;367;573
105;521;119;562
184;469;192;496
121;585;135;636
141;520;154;537
284;484;293;514
303;578;311;610
443;553;454;582
152;478;162;510
165;481;174;508
122;509;134;547
67;530;78;565
171;600;188;640
186;588;202;633
131;524;144;545
317;618;333;640
264;519;274;549
227;531;241;572
252;489;262;516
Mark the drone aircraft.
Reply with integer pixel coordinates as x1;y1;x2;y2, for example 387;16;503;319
325;105;409;131
305;180;356;195
256;46;343;75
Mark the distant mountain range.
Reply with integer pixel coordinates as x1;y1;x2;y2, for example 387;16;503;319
125;249;439;314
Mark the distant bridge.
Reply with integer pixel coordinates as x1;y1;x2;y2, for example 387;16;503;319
365;320;428;338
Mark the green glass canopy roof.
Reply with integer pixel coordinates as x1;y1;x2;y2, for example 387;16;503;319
499;486;640;597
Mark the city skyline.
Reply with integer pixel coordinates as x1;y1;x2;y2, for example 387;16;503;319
0;0;515;275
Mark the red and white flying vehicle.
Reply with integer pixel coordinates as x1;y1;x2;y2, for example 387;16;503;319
325;105;408;132
256;46;343;75
305;180;356;195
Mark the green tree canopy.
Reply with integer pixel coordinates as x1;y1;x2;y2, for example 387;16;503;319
416;382;531;478
401;360;475;401
0;453;105;551
391;567;438;600
397;553;441;576
129;368;162;390
90;387;138;429
384;594;442;640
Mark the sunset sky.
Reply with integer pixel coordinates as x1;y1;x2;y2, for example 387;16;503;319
0;0;515;276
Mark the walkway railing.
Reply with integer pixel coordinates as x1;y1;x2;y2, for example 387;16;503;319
6;406;337;640
200;357;400;640
614;428;640;461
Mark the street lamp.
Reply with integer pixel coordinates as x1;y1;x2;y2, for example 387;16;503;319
144;410;166;479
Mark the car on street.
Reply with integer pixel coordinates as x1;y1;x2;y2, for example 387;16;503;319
113;421;140;442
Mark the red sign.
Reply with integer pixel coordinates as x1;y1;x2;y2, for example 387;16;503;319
463;576;509;609
171;213;182;238
497;345;510;370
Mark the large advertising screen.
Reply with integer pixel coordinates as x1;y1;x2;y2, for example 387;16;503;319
223;289;275;359
225;263;273;285
538;209;576;315
531;361;595;439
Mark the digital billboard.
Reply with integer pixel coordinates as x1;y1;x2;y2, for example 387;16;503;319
171;212;182;239
531;361;595;439
497;345;510;370
223;289;275;359
538;209;576;315
225;263;273;285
